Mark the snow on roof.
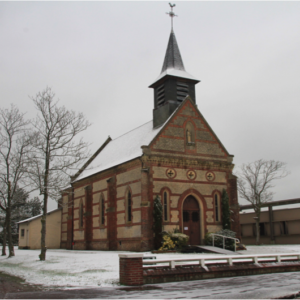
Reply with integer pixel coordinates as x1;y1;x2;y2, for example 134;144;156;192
150;68;200;86
17;208;61;224
74;120;163;182
240;203;300;214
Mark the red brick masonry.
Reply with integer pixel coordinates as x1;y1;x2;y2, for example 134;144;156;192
119;254;300;286
119;254;144;286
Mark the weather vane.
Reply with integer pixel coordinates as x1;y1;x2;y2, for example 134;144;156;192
166;3;177;30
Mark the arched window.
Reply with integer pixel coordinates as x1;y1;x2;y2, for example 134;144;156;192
99;194;105;227
185;122;195;145
186;129;192;143
126;190;132;223
79;200;84;229
214;193;220;222
162;190;169;222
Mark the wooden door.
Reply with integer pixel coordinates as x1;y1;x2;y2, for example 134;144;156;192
183;196;201;245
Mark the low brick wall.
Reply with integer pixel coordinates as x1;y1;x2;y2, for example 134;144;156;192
144;261;300;284
119;254;300;286
119;254;144;286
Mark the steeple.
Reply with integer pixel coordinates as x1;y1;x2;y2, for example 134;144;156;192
161;30;185;73
149;4;200;128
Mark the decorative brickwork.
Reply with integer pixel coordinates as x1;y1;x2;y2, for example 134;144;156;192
84;185;93;250
107;176;117;250
228;174;241;240
140;168;152;251
60;98;240;251
66;192;73;249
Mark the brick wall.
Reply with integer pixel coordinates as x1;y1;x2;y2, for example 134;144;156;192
150;100;227;160
119;254;144;286
107;176;117;250
85;185;93;250
228;174;241;240
119;255;300;286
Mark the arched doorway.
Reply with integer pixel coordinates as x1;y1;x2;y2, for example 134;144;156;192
183;195;201;245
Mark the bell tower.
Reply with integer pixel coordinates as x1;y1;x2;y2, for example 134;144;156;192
149;3;200;128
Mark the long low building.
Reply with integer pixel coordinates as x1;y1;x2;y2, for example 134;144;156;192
17;208;62;249
240;199;300;245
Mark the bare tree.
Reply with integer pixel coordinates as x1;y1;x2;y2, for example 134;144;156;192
0;105;33;257
29;87;90;261
237;159;289;244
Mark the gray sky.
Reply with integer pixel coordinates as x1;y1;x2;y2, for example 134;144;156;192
1;1;299;211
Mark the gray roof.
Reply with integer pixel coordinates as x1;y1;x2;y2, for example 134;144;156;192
150;30;199;87
74;121;162;181
73;105;182;182
161;30;185;73
17;208;61;224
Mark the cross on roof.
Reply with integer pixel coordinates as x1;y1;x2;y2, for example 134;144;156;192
166;3;178;30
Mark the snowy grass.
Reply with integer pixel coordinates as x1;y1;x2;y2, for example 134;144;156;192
0;248;123;288
0;245;300;289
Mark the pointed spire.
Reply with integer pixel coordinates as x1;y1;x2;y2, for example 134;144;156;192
161;30;185;73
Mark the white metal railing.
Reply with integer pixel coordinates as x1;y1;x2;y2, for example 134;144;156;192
210;234;240;252
143;253;300;269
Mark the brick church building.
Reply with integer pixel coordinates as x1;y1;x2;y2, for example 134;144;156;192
60;27;241;251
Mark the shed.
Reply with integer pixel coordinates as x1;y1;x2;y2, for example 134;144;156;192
17;208;62;249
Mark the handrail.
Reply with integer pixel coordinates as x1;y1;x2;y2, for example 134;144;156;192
210;233;240;252
143;253;300;269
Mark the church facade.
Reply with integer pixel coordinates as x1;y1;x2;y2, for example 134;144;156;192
60;29;240;251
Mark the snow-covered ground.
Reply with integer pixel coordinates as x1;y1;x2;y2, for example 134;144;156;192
0;245;300;289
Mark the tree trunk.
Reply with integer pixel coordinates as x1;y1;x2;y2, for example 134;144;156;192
39;142;50;261
6;206;15;257
39;202;47;261
255;217;260;245
1;215;7;256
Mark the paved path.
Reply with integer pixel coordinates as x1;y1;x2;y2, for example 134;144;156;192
5;271;300;299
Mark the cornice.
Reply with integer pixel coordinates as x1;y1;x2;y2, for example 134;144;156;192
141;155;234;171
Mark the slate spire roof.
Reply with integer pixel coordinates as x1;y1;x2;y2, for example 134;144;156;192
161;30;185;73
150;30;199;86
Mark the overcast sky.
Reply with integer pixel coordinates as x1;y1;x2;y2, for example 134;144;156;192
1;1;299;211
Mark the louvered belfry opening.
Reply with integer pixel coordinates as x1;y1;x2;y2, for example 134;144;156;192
176;81;189;103
156;83;165;107
149;29;200;128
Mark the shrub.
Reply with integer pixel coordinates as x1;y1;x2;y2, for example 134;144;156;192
159;235;176;250
169;233;189;249
153;196;163;249
159;230;189;251
221;189;231;230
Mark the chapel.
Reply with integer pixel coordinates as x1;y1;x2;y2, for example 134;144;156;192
60;13;241;251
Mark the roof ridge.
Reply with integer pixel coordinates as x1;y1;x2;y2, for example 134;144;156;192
112;120;153;141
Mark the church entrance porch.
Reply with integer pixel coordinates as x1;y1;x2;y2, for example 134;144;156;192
183;195;201;245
